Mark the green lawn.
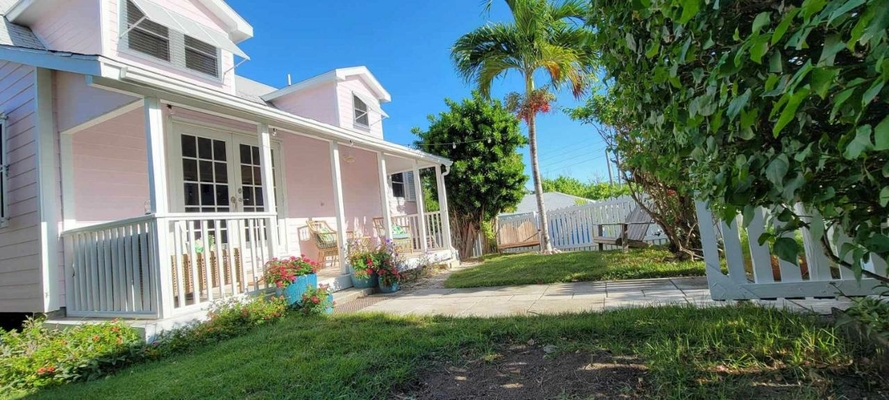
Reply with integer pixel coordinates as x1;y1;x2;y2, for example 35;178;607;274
16;305;882;400
445;247;705;288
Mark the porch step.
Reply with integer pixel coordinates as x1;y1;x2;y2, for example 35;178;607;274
45;309;209;343
333;287;376;306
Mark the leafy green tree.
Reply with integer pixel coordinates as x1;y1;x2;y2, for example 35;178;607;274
413;92;528;258
586;0;889;280
452;0;595;253
541;175;632;200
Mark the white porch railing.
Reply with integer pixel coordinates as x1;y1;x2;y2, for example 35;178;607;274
62;212;277;318
390;211;446;253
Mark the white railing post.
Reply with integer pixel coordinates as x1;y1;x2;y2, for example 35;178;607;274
257;123;280;258
329;142;349;274
377;152;393;239
435;165;453;252
412;161;428;253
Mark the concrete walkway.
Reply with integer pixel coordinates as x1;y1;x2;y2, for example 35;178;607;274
359;277;851;317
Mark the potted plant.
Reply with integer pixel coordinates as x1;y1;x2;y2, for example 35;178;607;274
264;255;320;306
376;239;403;293
297;284;335;315
347;238;378;288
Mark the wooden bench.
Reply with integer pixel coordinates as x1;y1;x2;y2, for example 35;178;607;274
592;207;654;251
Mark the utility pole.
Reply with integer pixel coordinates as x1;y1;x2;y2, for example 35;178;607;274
605;148;614;186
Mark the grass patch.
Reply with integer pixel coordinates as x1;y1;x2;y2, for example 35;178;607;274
445;247;704;288
15;305;883;399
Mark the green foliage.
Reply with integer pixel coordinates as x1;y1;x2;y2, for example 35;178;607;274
586;0;889;274
839;288;889;342
295;286;334;316
0;318;141;391
152;295;289;357
413;92;528;257
0;296;290;395
541;175;631;200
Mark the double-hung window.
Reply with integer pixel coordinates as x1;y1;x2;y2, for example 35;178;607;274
391;172;417;201
353;95;369;128
0;114;8;227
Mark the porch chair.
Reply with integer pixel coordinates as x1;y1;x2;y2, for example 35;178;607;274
372;217;413;254
592;206;654;251
306;219;341;268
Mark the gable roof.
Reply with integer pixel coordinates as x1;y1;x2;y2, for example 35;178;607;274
0;0;43;50
261;66;391;103
509;192;594;215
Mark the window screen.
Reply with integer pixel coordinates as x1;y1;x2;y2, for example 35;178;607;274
185;36;219;77
353;95;369;127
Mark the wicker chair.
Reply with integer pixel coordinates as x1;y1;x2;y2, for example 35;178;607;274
307;219;340;268
372;217;413;254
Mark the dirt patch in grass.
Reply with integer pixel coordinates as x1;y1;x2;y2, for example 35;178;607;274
401;344;648;399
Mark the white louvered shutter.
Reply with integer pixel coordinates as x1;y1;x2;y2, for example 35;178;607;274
405;172;417;201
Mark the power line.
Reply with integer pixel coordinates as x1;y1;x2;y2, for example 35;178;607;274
538;144;606;163
541;152;607;170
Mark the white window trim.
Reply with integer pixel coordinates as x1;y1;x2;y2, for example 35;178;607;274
0;113;7;228
353;94;369;130
119;0;224;81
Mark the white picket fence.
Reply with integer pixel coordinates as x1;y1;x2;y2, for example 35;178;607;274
695;201;885;300
497;196;668;253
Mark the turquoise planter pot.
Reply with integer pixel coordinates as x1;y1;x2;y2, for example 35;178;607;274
379;281;400;293
324;293;334;314
351;272;378;288
278;273;318;306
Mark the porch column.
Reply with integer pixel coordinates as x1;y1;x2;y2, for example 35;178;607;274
329;142;349;274
435;164;453;252
144;97;173;318
376;152;393;239
412;160;428;253
257;123;280;257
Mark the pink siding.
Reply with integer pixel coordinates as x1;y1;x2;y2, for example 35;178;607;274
54;71;140;133
337;77;384;138
72;109;149;224
280;133;384;260
29;0;102;54
105;0;237;95
270;82;339;126
0;61;42;312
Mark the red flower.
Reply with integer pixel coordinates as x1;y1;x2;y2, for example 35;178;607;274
311;296;320;304
365;268;373;275
93;335;100;342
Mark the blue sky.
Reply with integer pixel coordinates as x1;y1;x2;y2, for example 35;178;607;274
228;0;614;185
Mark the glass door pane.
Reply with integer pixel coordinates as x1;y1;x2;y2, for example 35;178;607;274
235;141;278;213
181;134;231;213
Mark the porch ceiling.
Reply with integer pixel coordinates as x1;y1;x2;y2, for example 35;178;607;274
384;153;439;175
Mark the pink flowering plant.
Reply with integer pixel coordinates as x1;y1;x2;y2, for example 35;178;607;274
376;239;404;286
264;255;320;288
297;284;334;315
347;237;379;279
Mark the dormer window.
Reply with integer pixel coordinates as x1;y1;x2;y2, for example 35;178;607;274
185;36;219;77
353;95;369;128
122;0;250;79
126;0;170;61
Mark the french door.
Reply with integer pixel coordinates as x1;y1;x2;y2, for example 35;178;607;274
172;123;280;215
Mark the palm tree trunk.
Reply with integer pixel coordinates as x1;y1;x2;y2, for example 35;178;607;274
525;77;553;253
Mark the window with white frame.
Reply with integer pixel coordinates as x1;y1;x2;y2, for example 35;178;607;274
0;114;8;227
123;0;221;78
353;95;369;128
391;172;416;201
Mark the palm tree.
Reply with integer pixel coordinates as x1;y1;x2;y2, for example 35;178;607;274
452;0;594;253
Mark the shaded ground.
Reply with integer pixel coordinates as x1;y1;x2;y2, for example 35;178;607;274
445;248;704;288
402;345;647;400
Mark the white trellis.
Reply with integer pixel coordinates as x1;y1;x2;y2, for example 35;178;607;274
695;200;886;300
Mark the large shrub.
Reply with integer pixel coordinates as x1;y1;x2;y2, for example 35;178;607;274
587;0;889;278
